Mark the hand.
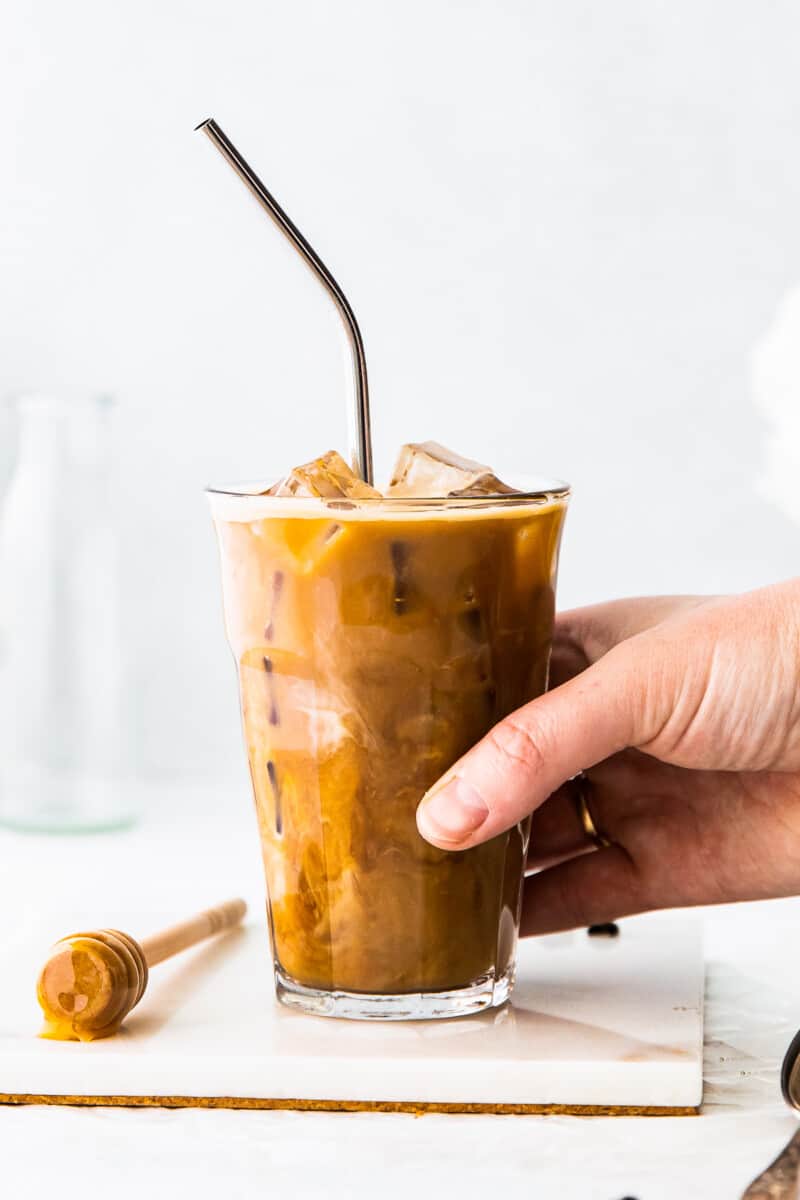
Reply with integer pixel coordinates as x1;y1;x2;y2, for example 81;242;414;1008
415;582;800;934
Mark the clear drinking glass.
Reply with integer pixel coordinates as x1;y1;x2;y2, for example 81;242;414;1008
209;475;569;1018
0;393;132;832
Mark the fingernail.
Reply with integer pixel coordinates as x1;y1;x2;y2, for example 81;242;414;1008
418;778;489;844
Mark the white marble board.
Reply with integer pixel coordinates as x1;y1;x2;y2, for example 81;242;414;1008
0;910;703;1112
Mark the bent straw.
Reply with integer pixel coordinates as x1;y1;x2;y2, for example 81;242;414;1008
195;118;374;485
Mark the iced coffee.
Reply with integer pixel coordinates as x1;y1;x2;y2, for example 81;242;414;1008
209;444;568;1019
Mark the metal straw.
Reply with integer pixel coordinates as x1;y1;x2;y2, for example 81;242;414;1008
195;117;374;485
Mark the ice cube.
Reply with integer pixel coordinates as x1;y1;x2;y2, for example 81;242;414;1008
268;451;381;499
386;442;518;497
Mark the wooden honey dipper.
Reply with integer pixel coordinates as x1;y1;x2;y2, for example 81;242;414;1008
37;898;247;1042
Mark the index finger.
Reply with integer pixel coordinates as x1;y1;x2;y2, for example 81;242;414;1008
550;594;712;688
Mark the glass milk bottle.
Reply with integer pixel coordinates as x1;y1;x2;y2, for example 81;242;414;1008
0;393;132;831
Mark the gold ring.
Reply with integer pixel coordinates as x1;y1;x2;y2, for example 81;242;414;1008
573;773;611;850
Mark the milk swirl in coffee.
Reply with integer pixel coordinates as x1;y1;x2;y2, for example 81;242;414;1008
210;443;568;1013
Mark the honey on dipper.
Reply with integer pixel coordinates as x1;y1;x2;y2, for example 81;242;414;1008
38;929;148;1042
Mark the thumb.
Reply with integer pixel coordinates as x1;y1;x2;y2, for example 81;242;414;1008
416;634;669;850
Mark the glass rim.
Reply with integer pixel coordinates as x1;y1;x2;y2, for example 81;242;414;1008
205;475;571;509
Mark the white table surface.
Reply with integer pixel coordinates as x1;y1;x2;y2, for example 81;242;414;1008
1;782;798;1200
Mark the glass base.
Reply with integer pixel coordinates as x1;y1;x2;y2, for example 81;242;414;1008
0;765;137;834
0;810;136;835
274;964;514;1020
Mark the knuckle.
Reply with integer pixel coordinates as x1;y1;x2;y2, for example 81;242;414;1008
486;713;548;777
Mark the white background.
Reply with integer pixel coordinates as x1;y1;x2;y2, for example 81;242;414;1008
2;0;799;782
